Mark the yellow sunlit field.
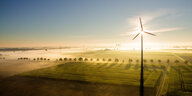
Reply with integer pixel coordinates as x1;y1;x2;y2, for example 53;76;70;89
0;49;192;96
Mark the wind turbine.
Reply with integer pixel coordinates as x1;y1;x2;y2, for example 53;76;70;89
132;17;156;96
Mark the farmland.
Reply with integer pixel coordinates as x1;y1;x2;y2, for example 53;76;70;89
0;49;192;96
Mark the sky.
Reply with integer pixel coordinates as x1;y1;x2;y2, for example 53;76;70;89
0;0;192;48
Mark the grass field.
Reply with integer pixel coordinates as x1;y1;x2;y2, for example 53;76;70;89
1;49;192;96
20;62;163;88
166;65;192;96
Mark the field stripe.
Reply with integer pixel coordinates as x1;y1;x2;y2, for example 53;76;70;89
172;53;185;61
172;53;192;65
156;53;192;96
155;63;169;96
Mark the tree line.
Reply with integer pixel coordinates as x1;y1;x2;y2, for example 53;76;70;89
17;57;189;64
55;57;189;64
18;57;50;61
0;57;5;60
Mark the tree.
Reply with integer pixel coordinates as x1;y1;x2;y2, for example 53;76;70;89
74;58;77;61
184;60;188;64
97;58;99;61
108;58;112;62
143;59;147;63
44;58;46;60
103;58;105;61
40;57;43;60
47;59;50;61
150;59;154;63
122;60;125;63
79;57;83;61
64;58;68;61
175;60;179;64
59;58;62;61
115;58;119;62
90;58;93;61
33;58;36;60
136;59;139;63
84;58;88;61
129;59;133;63
69;58;72;61
158;60;161;64
167;59;170;63
37;58;39;60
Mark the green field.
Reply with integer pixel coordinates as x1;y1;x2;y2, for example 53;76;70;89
21;62;162;87
165;65;192;96
19;50;192;96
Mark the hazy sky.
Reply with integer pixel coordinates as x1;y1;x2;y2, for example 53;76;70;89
0;0;192;48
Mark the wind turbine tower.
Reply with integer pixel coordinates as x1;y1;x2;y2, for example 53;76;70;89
132;17;156;96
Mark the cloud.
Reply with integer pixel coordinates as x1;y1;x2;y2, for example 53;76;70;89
127;9;175;25
121;27;183;36
121;9;182;36
150;27;183;33
120;31;138;36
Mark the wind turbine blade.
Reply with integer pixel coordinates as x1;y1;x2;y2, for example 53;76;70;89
144;31;156;36
139;17;143;31
132;33;140;40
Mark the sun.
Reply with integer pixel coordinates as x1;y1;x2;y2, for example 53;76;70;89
141;31;144;34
